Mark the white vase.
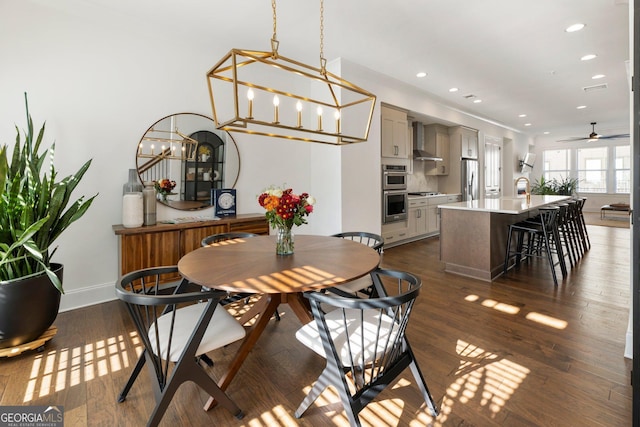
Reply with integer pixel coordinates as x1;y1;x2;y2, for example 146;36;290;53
122;193;144;228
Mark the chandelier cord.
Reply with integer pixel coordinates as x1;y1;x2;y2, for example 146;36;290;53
319;0;326;75
271;0;279;58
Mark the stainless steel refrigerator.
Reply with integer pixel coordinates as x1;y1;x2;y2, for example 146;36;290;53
461;158;478;201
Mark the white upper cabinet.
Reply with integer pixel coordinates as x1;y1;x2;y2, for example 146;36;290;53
451;126;479;159
460;127;478;159
381;105;409;159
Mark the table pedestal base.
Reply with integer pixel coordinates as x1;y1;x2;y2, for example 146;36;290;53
204;292;312;411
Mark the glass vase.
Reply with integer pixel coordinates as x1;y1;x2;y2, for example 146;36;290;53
276;227;294;255
123;169;143;194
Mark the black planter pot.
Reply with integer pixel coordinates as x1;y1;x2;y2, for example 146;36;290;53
0;263;62;349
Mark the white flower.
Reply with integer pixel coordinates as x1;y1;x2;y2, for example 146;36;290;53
306;195;316;205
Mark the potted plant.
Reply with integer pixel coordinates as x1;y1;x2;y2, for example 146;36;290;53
0;93;96;349
531;175;579;196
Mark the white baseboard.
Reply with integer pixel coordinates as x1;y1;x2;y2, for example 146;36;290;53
59;281;117;312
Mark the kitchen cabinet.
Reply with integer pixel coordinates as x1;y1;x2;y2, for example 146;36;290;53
427;204;438;232
408;198;428;237
386;194;462;246
450;126;479;159
440;127;478;195
381;220;409;247
424;124;450;176
427;196;447;233
381;105;409;159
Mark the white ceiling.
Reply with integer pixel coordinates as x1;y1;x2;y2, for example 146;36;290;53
47;0;631;141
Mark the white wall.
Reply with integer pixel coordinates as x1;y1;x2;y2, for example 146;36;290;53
0;2;350;310
0;2;534;311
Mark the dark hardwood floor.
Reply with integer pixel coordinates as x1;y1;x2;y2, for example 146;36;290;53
0;224;631;426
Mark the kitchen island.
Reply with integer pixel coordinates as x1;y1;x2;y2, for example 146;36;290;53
438;195;569;281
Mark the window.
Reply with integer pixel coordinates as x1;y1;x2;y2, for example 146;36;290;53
614;145;630;193
484;140;501;196
542;149;570;182
541;144;629;194
577;147;607;193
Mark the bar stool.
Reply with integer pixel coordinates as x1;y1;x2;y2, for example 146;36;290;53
528;202;579;267
503;206;566;286
575;197;591;250
554;203;578;268
566;200;586;257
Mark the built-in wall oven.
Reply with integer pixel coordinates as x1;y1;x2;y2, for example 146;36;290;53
382;164;408;223
382;164;408;190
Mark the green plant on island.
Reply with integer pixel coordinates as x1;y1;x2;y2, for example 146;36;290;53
530;175;579;196
0;93;97;293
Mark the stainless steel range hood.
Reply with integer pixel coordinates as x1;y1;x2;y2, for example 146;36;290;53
413;148;443;161
412;122;443;161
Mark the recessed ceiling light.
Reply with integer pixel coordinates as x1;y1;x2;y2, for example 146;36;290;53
565;23;585;33
518;114;527;118
416;72;427;78
581;54;597;61
576;105;587;109
449;87;459;92
592;74;606;79
524;123;532;127
543;131;550;135
473;99;482;103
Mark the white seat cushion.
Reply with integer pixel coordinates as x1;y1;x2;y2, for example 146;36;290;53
296;307;399;366
149;303;246;362
332;276;373;294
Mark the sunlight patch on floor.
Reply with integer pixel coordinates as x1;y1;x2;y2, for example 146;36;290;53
466;293;568;329
286;382;429;426
23;334;135;403
246;404;302;427
439;339;530;424
466;294;521;315
525;312;567;329
481;299;520;315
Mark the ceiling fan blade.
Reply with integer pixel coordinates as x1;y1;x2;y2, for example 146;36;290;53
557;137;588;142
598;133;630;139
556;123;629;142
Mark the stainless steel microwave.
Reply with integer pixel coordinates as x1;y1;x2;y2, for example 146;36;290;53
382;164;407;191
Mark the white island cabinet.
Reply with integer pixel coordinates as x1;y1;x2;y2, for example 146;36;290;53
439;195;569;281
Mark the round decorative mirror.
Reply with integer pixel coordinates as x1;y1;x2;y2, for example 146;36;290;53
136;113;240;210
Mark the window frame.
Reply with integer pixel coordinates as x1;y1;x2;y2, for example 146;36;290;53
576;146;608;193
540;143;630;194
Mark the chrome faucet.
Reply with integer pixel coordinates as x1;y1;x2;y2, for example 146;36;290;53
515;177;531;204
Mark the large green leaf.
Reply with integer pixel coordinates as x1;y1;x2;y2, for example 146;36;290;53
0;146;7;196
0;93;95;292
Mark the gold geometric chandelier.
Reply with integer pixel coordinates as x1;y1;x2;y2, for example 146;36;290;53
206;0;376;145
137;128;198;162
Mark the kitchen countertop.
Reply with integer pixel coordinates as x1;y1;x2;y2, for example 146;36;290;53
438;195;570;214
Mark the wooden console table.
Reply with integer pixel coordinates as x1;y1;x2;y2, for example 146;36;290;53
112;213;268;277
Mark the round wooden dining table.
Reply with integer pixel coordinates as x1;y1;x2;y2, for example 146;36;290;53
177;234;381;410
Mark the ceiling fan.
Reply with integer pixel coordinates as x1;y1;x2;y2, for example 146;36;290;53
557;122;630;142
